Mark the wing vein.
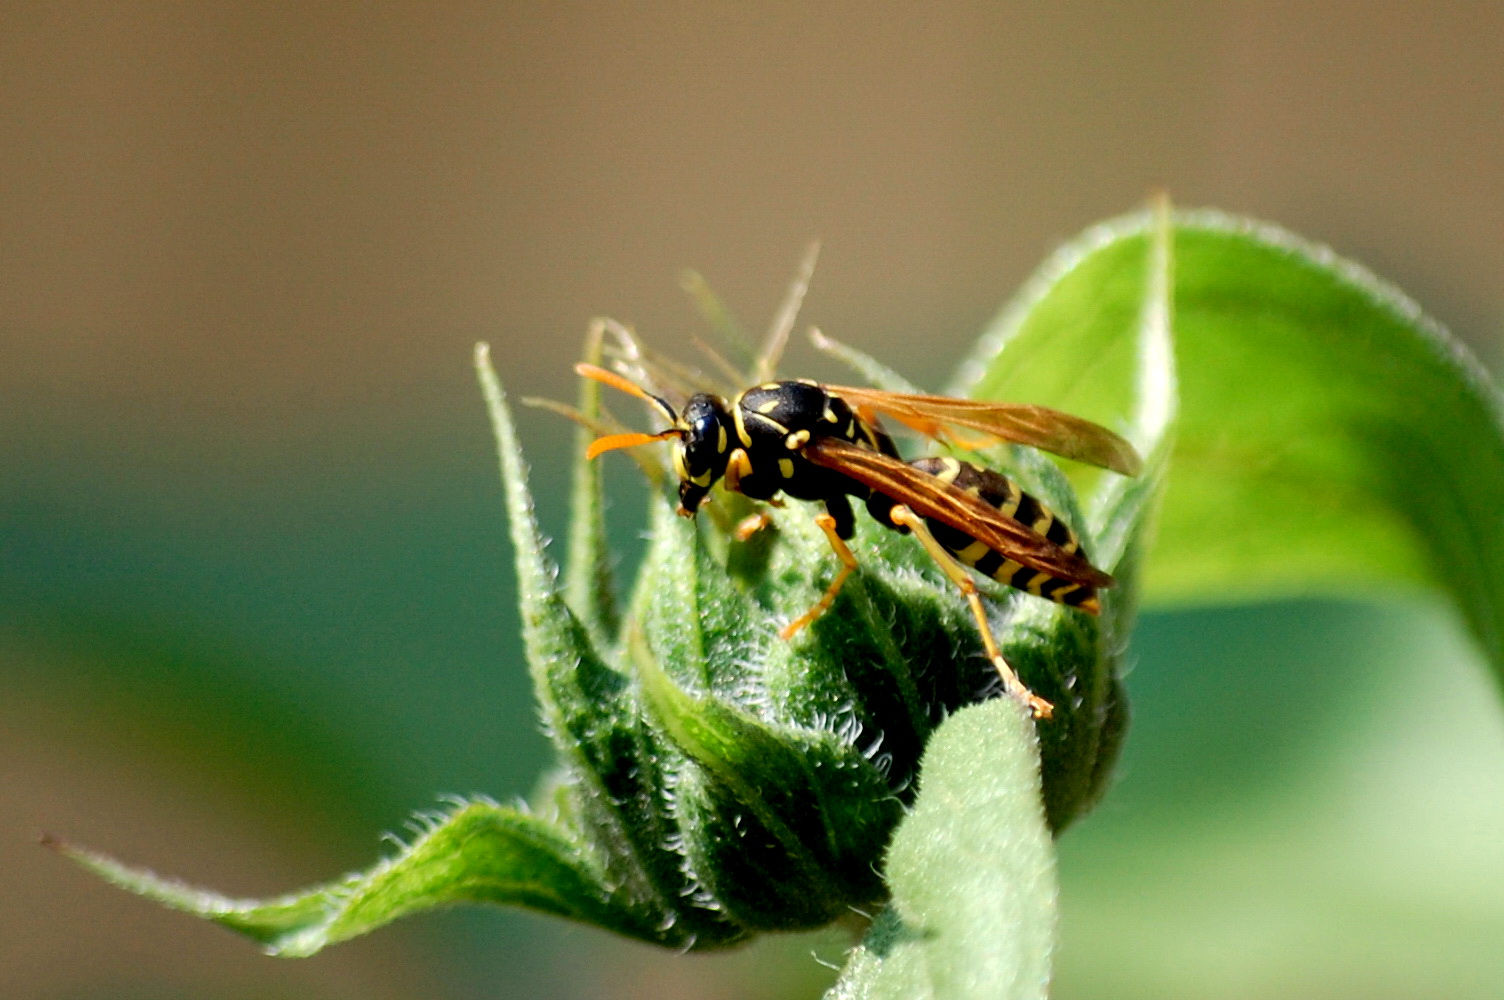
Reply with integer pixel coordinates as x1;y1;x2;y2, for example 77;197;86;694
804;438;1114;588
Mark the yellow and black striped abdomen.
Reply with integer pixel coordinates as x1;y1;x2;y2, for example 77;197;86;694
908;456;1099;612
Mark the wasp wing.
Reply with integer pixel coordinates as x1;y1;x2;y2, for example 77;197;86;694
804;437;1115;589
827;385;1142;477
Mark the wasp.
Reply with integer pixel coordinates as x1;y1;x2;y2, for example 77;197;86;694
576;362;1141;719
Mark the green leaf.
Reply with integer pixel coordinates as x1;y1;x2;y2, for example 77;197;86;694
52;800;630;956
631;624;902;927
562;320;622;643
824;699;1057;1000
477;344;720;947
959;209;1504;688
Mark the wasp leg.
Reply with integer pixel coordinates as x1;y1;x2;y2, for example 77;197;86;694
723;448;753;495
734;511;773;541
778;513;858;641
888;505;1054;720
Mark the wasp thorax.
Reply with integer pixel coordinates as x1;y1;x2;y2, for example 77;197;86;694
673;393;735;515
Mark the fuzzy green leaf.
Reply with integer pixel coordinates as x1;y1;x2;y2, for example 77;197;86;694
562;321;622;643
958;208;1504;685
478;345;720;947
632;623;902;927
53;801;625;957
824;699;1057;1000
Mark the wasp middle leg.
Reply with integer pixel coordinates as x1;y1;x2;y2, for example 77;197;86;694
778;512;860;641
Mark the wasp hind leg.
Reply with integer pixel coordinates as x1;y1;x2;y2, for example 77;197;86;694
888;505;1054;720
778;512;859;641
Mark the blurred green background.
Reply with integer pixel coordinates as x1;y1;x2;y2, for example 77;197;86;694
5;4;1503;998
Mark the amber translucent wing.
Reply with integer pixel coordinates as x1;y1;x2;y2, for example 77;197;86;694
827;385;1142;477
804;437;1115;588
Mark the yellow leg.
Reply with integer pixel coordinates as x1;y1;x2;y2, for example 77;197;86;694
723;448;753;494
778;513;858;641
889;506;1054;720
734;511;773;541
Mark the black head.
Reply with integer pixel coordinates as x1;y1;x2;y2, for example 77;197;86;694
672;393;735;515
576;364;738;516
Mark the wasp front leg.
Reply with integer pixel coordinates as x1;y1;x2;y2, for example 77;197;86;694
888;505;1054;720
778;513;859;641
721;447;753;497
734;511;774;541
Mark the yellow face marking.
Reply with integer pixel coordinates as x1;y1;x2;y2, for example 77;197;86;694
778;458;795;479
716;423;727;453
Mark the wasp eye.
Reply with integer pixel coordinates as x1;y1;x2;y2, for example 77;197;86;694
677;395;732;480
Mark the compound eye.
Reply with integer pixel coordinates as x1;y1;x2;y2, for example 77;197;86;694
679;396;729;478
684;421;720;475
691;412;721;451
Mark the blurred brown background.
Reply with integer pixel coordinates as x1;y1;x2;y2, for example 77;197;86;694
5;3;1503;999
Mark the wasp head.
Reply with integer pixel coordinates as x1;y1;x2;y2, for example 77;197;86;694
672;393;734;516
575;364;738;517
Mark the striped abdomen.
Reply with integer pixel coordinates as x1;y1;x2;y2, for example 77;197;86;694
909;456;1100;612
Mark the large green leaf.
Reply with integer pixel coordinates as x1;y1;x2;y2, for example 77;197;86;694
823;700;1057;1000
958;208;1504;685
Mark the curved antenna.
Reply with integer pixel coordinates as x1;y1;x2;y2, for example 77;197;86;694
585;429;680;461
575;363;679;426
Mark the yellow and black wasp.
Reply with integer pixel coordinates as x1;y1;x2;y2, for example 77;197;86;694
577;361;1141;719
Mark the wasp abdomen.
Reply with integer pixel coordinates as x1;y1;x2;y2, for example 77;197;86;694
907;456;1099;611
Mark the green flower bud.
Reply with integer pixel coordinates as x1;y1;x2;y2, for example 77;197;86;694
472;329;1137;946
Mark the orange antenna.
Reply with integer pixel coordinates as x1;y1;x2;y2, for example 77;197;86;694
575;363;678;425
585;429;680;461
575;363;681;459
